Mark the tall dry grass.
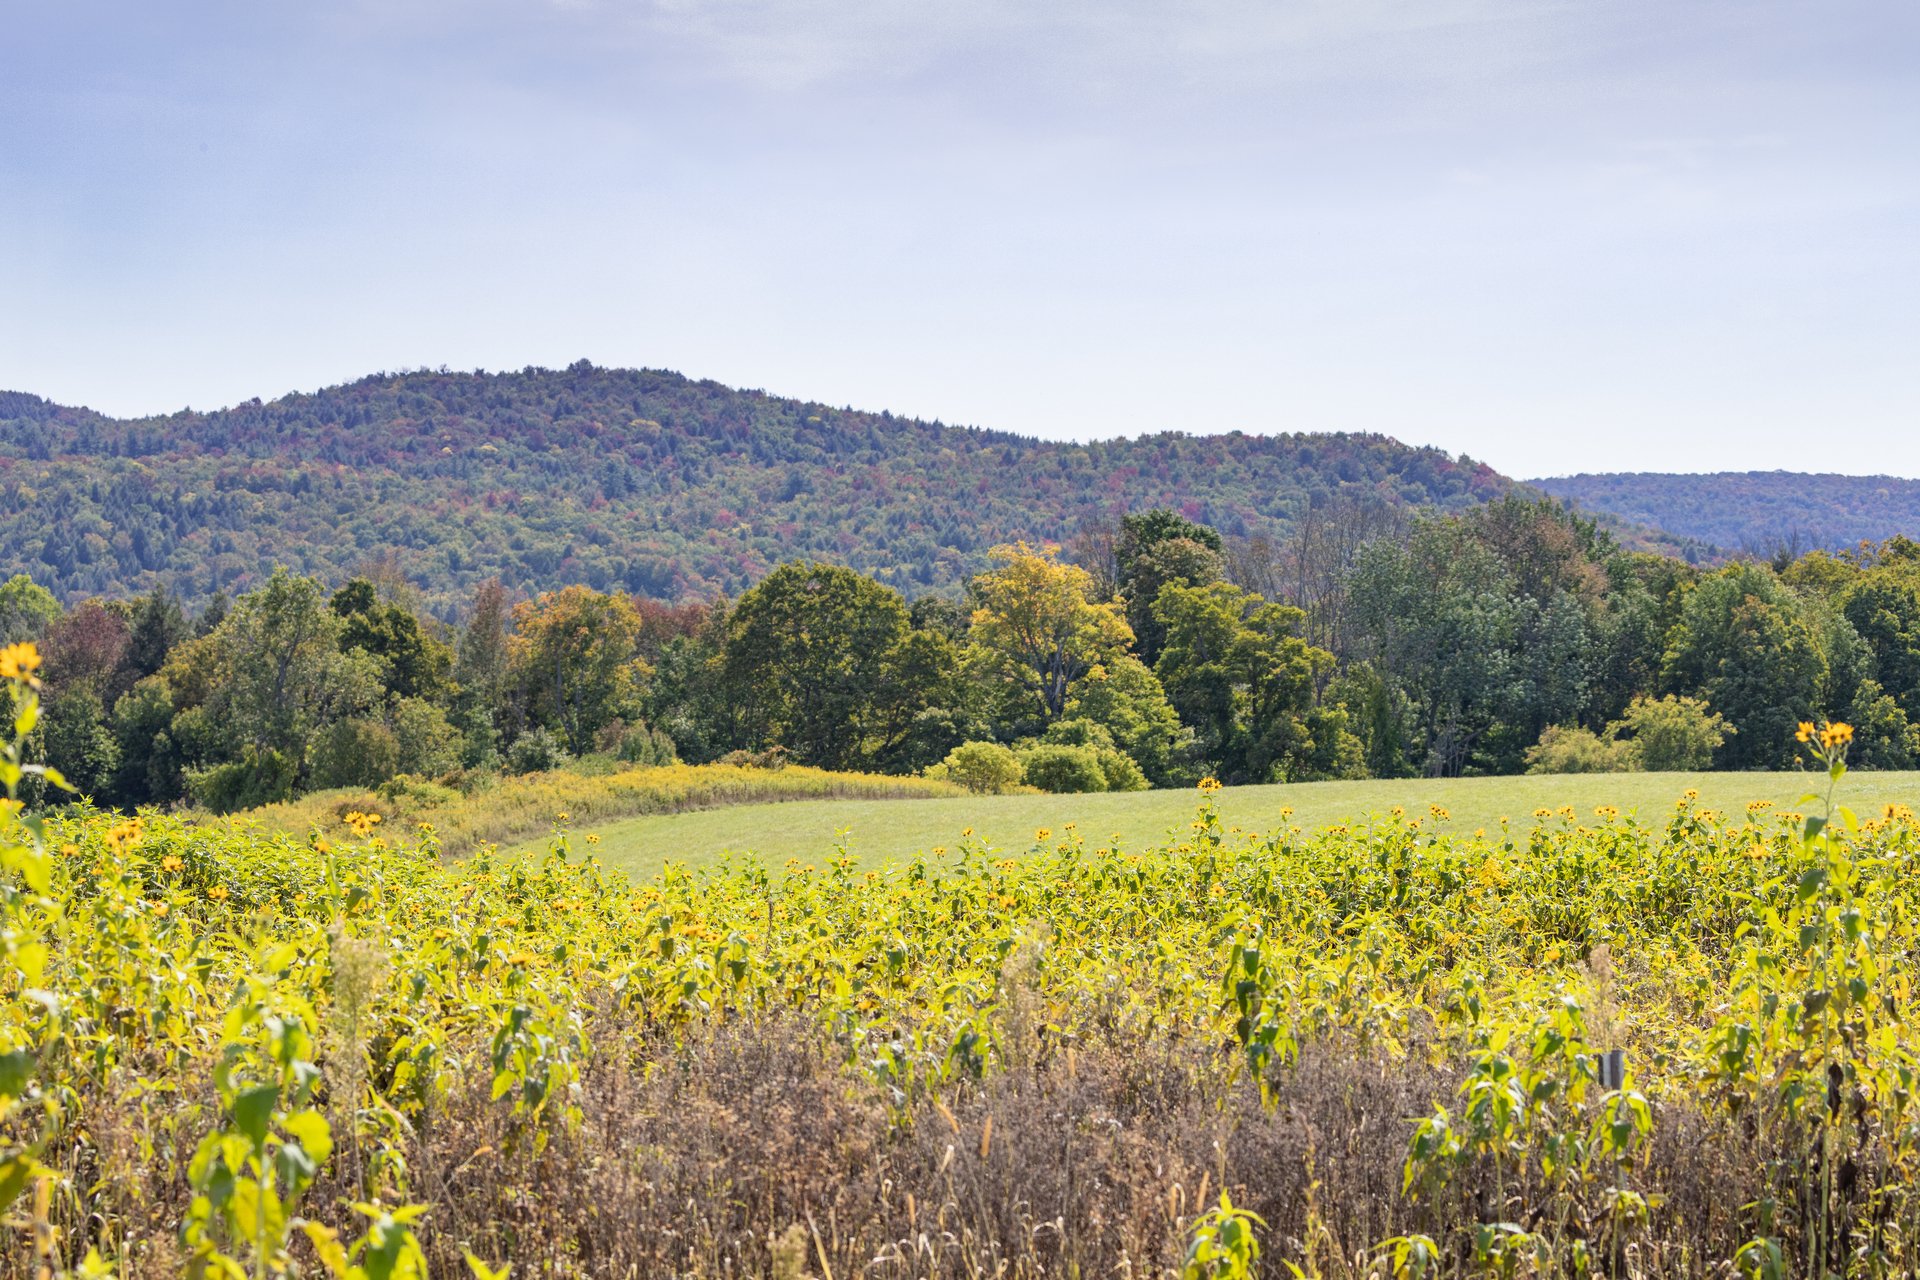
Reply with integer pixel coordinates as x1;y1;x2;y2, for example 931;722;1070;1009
221;1017;1765;1279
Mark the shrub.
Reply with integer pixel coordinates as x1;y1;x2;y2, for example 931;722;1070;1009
1096;748;1149;792
1523;724;1637;774
1018;743;1109;793
506;726;572;774
1611;694;1732;771
1844;679;1920;769
715;745;791;771
310;717;402;789
941;741;1024;794
1029;721;1148;791
375;774;462;809
614;721;683;759
1296;706;1371;781
189;745;299;812
392;696;462;778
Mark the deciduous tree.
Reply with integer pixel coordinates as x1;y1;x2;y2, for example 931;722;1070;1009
968;544;1134;723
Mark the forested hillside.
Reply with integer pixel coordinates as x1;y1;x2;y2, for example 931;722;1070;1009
0;363;1506;610
1536;471;1920;557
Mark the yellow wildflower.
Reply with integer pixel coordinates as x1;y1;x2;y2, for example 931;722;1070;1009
0;641;42;684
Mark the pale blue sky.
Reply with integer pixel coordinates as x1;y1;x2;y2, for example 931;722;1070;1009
2;1;1915;477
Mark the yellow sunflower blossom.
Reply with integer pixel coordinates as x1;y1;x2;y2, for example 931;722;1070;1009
0;641;42;685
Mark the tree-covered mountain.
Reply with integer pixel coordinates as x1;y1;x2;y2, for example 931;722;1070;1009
1534;471;1920;559
0;363;1509;611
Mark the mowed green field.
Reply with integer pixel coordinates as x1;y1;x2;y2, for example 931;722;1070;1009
577;770;1920;878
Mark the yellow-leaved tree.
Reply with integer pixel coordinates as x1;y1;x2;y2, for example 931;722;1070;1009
968;543;1134;722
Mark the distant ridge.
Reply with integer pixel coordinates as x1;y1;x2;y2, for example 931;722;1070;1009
1533;471;1920;558
0;362;1507;610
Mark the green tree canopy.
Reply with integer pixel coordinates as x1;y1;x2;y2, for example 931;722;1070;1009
0;574;59;645
1152;580;1340;783
195;569;384;780
509;585;649;755
1661;563;1826;769
720;562;931;771
331;578;452;702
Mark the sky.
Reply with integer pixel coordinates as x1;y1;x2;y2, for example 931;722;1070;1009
1;0;1915;478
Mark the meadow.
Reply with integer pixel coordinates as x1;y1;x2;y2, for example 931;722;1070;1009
564;768;1920;875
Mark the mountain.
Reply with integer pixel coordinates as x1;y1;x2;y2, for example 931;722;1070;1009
1533;471;1920;559
0;363;1509;612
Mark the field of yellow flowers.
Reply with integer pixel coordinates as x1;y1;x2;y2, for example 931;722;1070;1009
3;639;1919;1277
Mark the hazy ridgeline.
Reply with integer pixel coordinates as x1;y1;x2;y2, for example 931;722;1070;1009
0;366;1504;608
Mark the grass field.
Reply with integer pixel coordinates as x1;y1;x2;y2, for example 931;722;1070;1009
576;769;1920;876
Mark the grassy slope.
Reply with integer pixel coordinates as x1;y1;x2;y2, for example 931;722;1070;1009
579;770;1920;877
243;763;963;857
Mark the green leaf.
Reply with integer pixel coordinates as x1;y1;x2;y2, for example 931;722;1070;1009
275;1138;317;1188
231;1082;279;1148
0;1152;43;1212
0;1048;35;1099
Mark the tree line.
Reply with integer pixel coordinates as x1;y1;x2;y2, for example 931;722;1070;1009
9;494;1920;811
